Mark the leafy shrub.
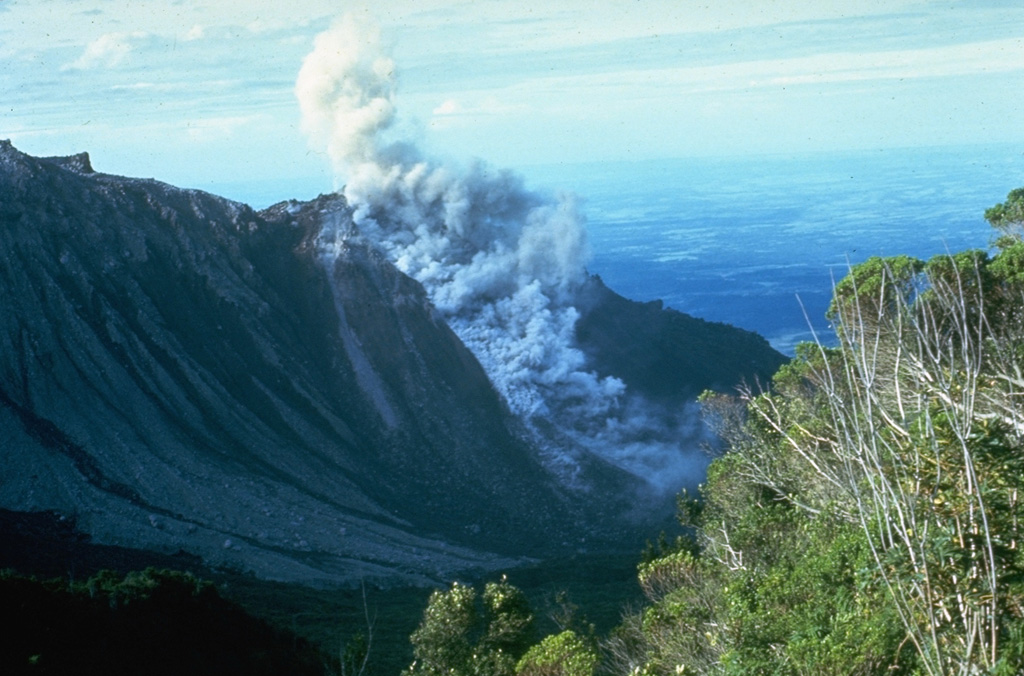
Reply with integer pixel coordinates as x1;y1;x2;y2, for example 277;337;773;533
404;578;534;676
516;630;598;676
608;189;1024;675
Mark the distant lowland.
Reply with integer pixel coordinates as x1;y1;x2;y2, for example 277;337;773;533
522;144;1024;354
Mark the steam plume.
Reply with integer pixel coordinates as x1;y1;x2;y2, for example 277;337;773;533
296;16;705;489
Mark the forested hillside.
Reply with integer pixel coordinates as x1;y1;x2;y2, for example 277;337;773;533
397;189;1024;676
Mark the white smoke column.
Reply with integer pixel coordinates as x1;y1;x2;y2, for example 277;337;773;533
296;16;705;489
296;15;624;423
295;16;396;174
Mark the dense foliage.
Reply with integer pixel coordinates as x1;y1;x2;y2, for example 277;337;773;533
605;188;1024;675
403;578;536;676
400;189;1024;676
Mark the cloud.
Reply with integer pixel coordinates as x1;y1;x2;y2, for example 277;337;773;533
62;31;150;71
432;99;461;116
762;38;1024;86
483;34;1024;108
428;96;527;130
183;25;206;41
296;18;595;415
183;115;261;143
109;82;161;91
295;15;398;172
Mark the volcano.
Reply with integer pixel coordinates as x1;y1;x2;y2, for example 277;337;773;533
0;141;784;584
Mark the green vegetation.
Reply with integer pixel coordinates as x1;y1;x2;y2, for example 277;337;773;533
217;553;642;676
517;631;600;676
598;187;1024;675
403;578;535;676
985;187;1024;247
0;542;641;676
396;187;1024;675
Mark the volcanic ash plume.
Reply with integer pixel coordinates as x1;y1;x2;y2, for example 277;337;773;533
296;16;704;487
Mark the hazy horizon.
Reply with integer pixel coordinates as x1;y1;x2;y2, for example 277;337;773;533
3;1;1023;199
5;1;1024;362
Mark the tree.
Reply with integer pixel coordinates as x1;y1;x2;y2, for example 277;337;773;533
702;249;1024;675
614;187;1024;674
405;582;477;676
827;254;924;334
985;187;1024;246
405;578;535;676
516;631;599;676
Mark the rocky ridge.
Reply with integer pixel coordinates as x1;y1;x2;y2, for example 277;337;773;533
0;141;784;584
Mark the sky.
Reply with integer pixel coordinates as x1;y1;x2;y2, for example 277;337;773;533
2;0;1024;205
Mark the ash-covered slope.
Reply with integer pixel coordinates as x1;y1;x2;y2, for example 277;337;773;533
0;141;784;584
0;141;606;584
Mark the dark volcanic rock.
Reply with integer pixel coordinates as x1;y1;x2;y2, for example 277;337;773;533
0;141;785;584
576;276;786;401
0;141;592;584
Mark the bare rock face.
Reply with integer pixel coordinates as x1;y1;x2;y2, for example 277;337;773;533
0;141;603;584
0;141;784;584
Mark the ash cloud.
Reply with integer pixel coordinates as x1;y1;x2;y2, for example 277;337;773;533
295;15;705;491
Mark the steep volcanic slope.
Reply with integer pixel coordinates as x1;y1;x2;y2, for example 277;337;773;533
576;278;787;402
0;141;596;583
0;141;785;584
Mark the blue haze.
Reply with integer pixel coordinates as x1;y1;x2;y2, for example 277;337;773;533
222;144;1024;358
527;145;1024;355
